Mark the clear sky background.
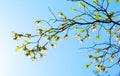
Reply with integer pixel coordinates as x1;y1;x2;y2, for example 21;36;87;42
0;0;120;76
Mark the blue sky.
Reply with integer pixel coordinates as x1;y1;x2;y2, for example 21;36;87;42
0;0;119;76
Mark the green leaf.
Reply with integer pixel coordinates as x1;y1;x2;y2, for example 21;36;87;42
15;46;20;52
95;35;100;40
114;0;119;3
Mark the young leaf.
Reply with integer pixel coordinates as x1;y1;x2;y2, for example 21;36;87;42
96;24;101;26
100;67;107;72
64;34;68;40
71;8;76;11
109;55;114;62
95;35;100;40
92;0;98;4
108;11;114;19
107;0;112;2
94;51;99;54
77;2;82;6
35;20;42;25
81;5;87;10
114;0;119;3
85;35;91;39
95;70;100;74
118;59;120;64
84;64;90;68
87;55;93;58
93;58;98;62
15;46;20;52
105;30;110;35
94;12;101;19
50;44;56;48
104;16;109;22
78;38;83;43
74;26;78;31
40;53;44;58
53;35;60;41
74;33;80;38
96;48;100;51
116;28;120;32
80;29;85;33
91;26;96;32
58;12;63;18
